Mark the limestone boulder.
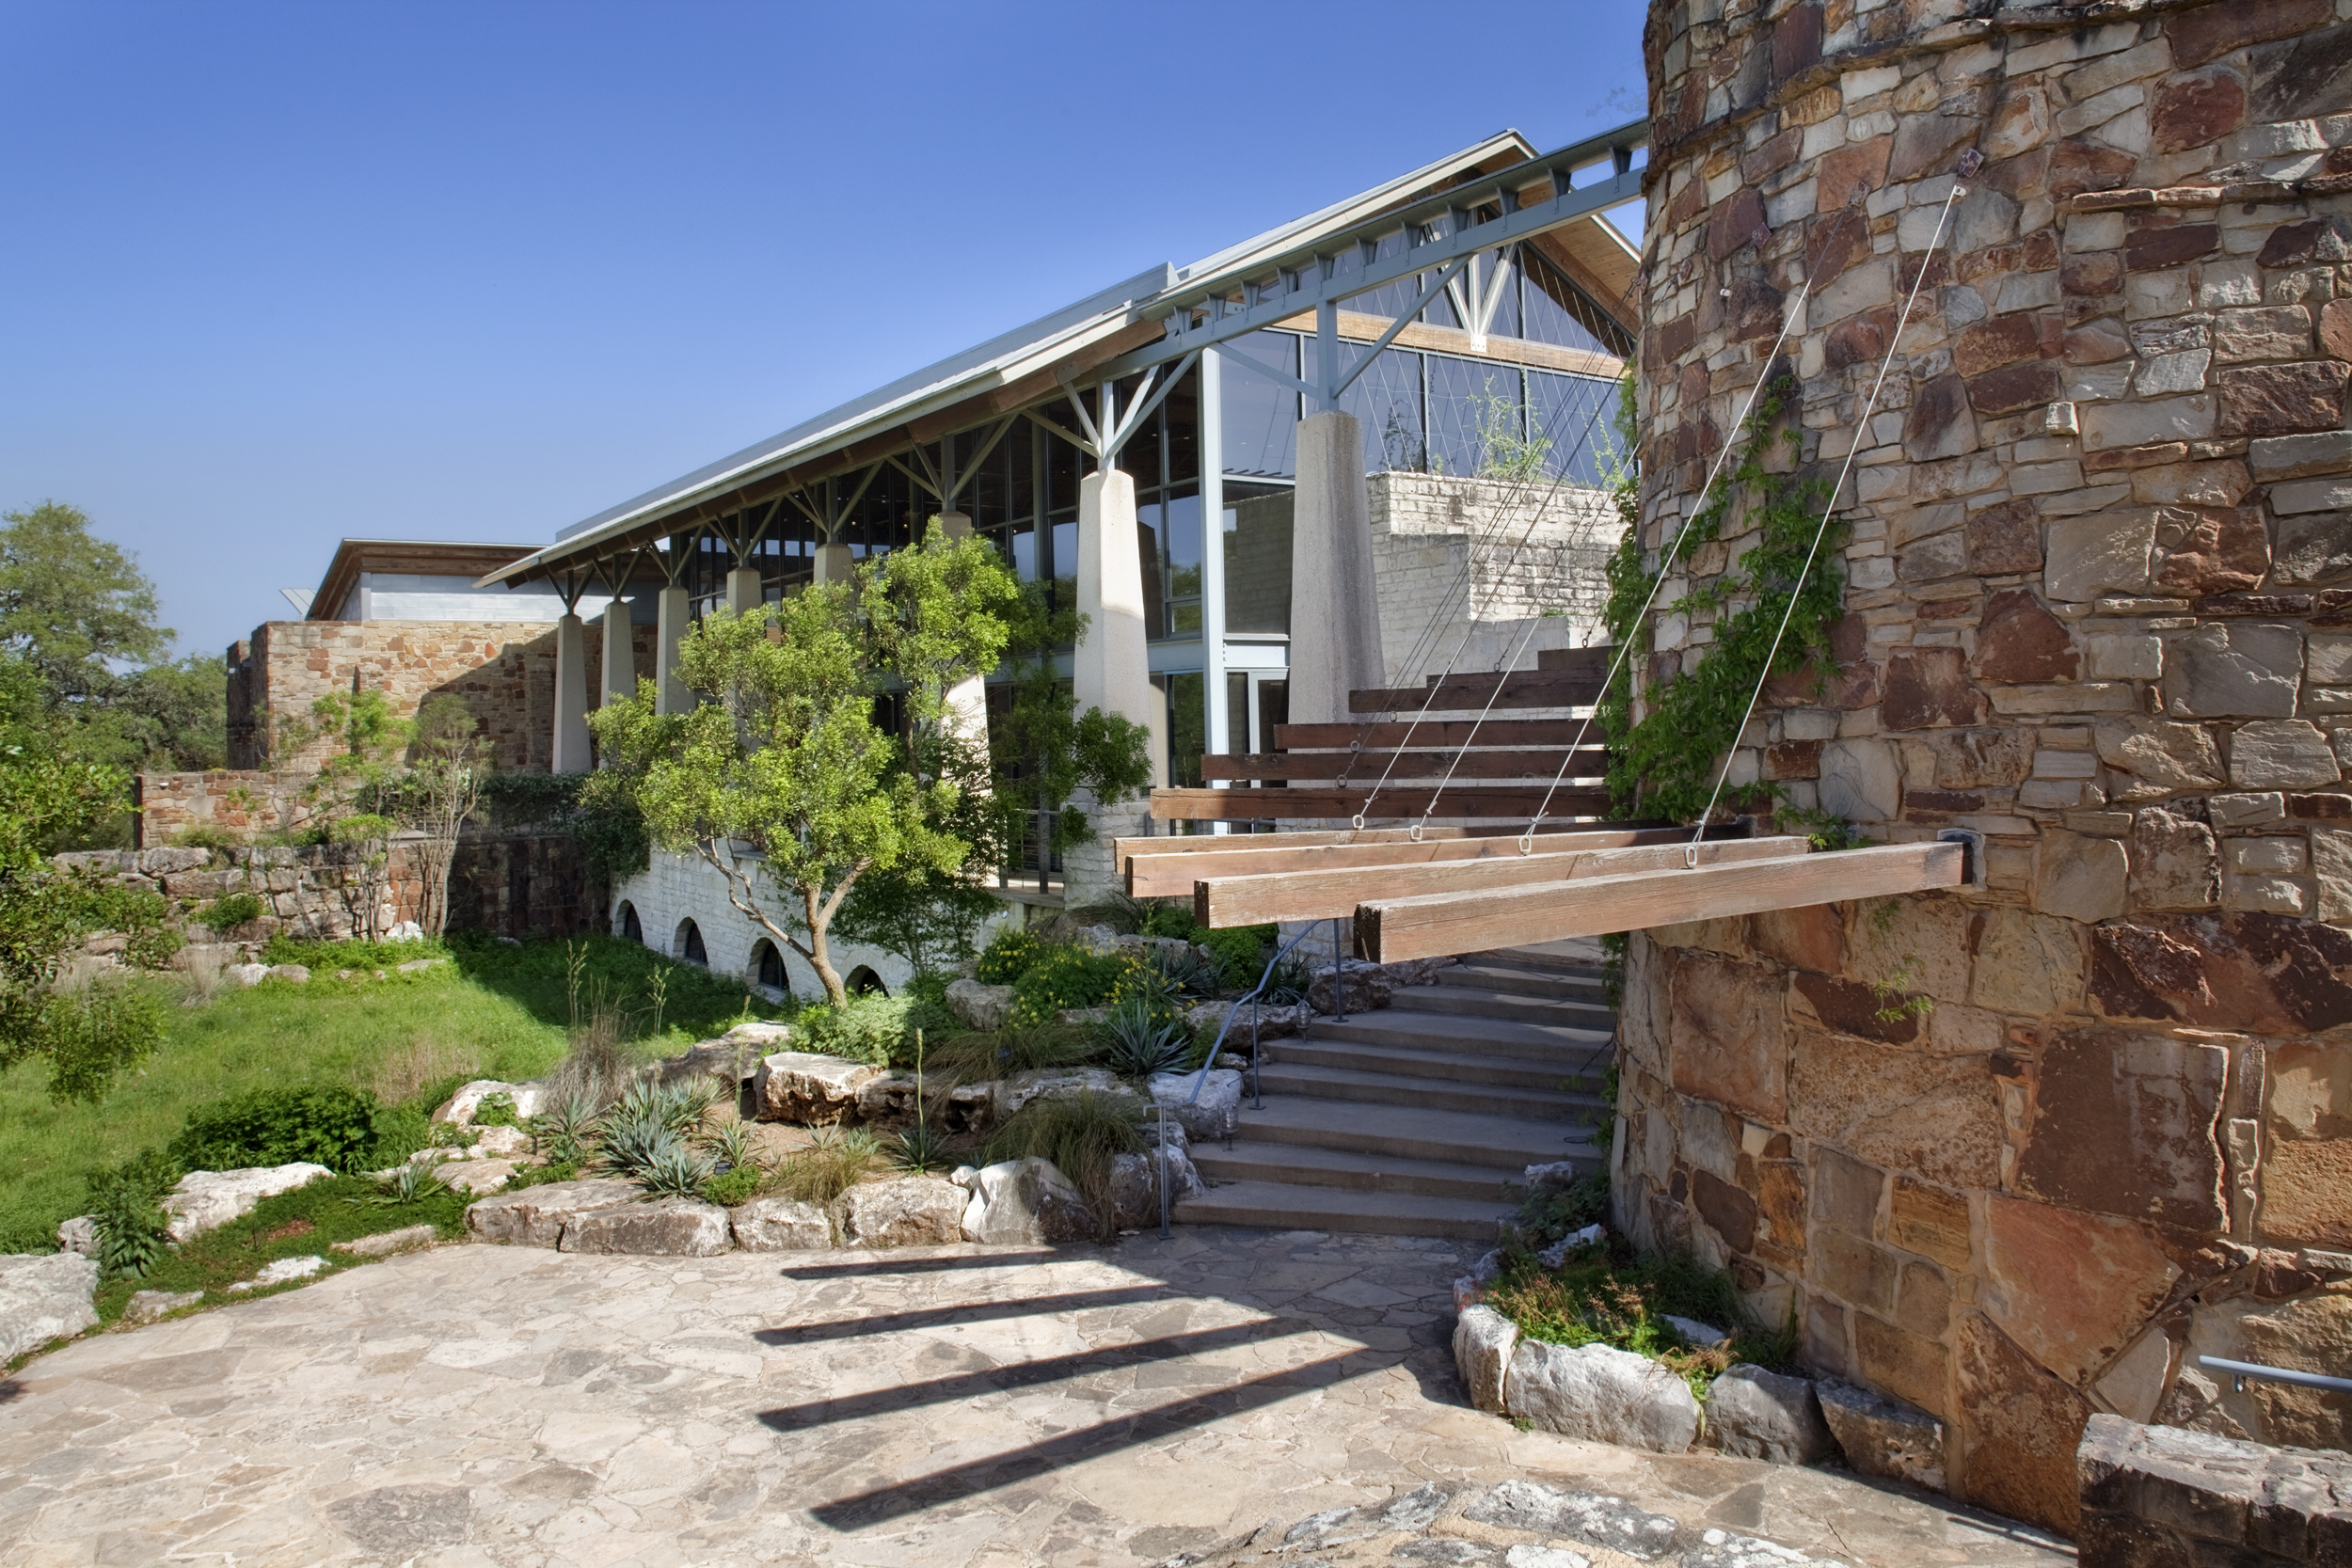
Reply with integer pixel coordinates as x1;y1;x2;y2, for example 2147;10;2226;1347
55;1216;96;1258
432;1159;517;1196
1453;1304;1518;1414
468;1125;532;1160
120;1289;203;1325
0;1252;100;1360
1309;959;1392;1014
434;1080;548;1125
560;1198;731;1257
1502;1339;1701;1453
650;1039;755;1089
226;962;270;988
945;978;1016;1031
331;1224;438;1258
464;1178;640;1248
835;1177;965;1248
752;1051;882;1124
228;1255;326;1291
1148;1069;1241;1141
958;1157;1096;1244
723;1020;792;1049
1703;1365;1837;1464
1105;1145;1205;1229
1185;998;1312;1042
1816;1377;1946;1489
164;1164;334;1243
998;1066;1141;1117
729;1196;832;1251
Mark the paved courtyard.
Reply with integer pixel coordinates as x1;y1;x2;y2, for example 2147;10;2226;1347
0;1228;2073;1567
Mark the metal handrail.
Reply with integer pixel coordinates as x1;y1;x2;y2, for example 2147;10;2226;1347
2199;1355;2352;1395
1188;916;1348;1112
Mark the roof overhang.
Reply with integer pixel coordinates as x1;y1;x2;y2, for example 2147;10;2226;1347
312;539;550;621
483;120;1648;590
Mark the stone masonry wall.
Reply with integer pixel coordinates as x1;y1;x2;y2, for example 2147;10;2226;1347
1624;0;2352;1539
1368;471;1625;680
2076;1412;2352;1564
226;619;655;773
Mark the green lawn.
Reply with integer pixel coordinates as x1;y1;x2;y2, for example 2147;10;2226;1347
0;933;779;1253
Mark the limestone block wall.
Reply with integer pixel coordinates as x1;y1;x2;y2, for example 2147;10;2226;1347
226;619;655;773
1625;0;2352;1537
1367;471;1625;679
609;850;1018;1001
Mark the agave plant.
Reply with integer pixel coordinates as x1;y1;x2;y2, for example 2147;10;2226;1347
532;1091;602;1165
350;1163;452;1207
607;1076;720;1138
594;1104;688;1179
634;1139;716;1200
1097;996;1194;1079
886;1121;950;1174
697;1117;763;1174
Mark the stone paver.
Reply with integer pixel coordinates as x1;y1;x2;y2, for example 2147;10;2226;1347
0;1228;2073;1567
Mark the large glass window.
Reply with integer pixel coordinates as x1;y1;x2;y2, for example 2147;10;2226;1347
1426;357;1522;478
1222;483;1292;636
1531;371;1625;486
1220;331;1298;480
1337;342;1424;473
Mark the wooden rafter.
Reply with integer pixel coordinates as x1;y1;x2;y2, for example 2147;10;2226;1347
1354;840;1969;963
1200;748;1608;782
1121;824;1720;898
1349;671;1602;712
1196;835;1813;928
1150;786;1612;821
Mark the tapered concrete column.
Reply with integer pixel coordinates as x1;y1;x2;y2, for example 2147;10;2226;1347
1288;409;1384;725
655;585;691;715
935;513;991;764
551;613;592;773
725;566;764;616
812;541;854;585
1066;467;1158;905
599;596;634;708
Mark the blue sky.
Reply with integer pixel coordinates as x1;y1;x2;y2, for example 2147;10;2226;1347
0;1;1647;657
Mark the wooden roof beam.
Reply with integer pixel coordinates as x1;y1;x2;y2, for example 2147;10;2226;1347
1123;823;1719;897
1148;785;1613;821
1355;840;1969;963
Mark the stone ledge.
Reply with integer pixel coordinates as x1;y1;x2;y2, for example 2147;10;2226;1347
2076;1412;2352;1566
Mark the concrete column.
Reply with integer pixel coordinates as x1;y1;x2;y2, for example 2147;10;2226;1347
551;612;592;773
655;585;691;715
1288;409;1384;726
725;566;764;616
935;513;991;764
1066;466;1158;905
812;541;854;585
599;596;634;707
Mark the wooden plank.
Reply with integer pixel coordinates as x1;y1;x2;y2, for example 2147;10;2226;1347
1150;785;1613;821
1349;671;1602;712
1200;749;1607;782
1275;720;1599;749
1124;824;1700;897
1115;824;1529;864
1356;841;1968;963
1198;835;1813;927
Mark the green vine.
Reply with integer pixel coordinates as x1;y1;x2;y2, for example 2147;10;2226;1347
1598;373;1847;823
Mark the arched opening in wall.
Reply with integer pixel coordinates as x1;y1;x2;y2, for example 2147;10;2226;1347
674;919;707;967
751;940;790;997
616;901;643;944
846;965;887;997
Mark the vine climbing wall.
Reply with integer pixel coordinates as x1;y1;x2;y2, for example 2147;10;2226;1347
1623;0;2352;1535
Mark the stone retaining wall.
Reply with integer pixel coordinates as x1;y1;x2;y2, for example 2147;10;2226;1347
1623;0;2352;1538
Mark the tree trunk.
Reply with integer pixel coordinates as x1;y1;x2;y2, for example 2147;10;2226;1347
803;879;848;1006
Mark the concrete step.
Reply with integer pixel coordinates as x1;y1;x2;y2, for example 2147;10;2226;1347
1440;963;1610;1001
1175;1179;1513;1241
1253;1060;1605;1122
1273;1036;1606;1094
1391;986;1613;1028
1190;1140;1523;1201
1227;1097;1602;1171
1472;942;1608;976
1304;1008;1614;1064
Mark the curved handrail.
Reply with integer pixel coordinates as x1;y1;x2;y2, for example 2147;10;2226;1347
1186;916;1343;1107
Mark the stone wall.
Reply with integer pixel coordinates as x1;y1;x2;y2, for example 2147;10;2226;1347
132;771;313;847
57;835;602;943
1624;0;2352;1538
2077;1412;2352;1564
226;618;655;772
1367;471;1624;679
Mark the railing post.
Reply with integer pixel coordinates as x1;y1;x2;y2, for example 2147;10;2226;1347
1332;917;1346;1022
1156;1104;1171;1241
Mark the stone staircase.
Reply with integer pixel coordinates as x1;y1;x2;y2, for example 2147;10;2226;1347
1177;941;1614;1240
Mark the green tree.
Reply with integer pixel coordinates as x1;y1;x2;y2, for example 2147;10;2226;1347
0;650;166;1101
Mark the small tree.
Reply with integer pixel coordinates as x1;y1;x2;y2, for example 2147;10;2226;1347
276;687;411;937
404;695;490;935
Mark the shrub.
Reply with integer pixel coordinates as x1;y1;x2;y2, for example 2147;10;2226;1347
981;1091;1143;1241
199;893;266;933
797;991;917;1066
696;1117;762;1172
1194;925;1273;990
1010;944;1122;1023
1485;1246;1798;1400
975;927;1041;985
171;823;240;850
167;1085;384;1175
366;1103;432;1168
593;1109;685;1180
701;1164;762;1206
772;1125;882;1206
886;1121;950;1174
350;1164;451;1207
633;1140;715;1199
928;1021;1094;1084
85;1151;179;1280
471;1091;520;1128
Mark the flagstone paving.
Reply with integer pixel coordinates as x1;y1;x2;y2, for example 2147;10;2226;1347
0;1227;2073;1567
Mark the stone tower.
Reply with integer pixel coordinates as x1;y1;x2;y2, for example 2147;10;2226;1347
1626;0;2352;1535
